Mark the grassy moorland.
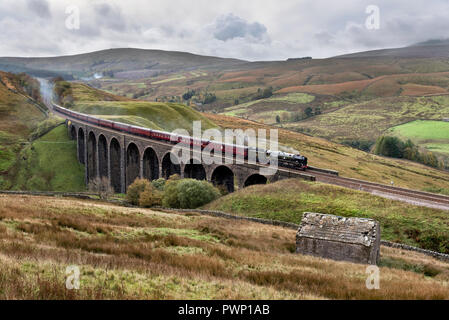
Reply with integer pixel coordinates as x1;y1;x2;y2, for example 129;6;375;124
58;82;217;133
12;125;85;191
0;72;48;189
0;194;448;300
205;113;449;193
205;179;449;253
290;96;449;144
80;48;449;162
221;92;319;124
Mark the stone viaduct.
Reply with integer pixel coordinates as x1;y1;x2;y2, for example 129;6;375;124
67;120;314;194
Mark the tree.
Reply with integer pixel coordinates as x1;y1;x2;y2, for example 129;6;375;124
88;177;114;200
261;87;273;99
374;136;404;158
304;107;313;118
182;89;196;101
139;184;162;207
126;178;151;205
203;92;217;104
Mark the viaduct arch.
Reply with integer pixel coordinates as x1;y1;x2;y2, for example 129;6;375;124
98;134;108;179
87;131;97;182
68;121;314;194
211;166;235;193
78;127;85;164
110;138;122;193
162;152;181;179
244;174;268;187
70;126;76;140
143;147;159;181
126;142;140;188
184;158;206;180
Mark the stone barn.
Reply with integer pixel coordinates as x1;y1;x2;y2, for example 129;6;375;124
296;212;380;265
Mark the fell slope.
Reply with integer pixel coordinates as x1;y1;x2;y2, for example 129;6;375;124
290;96;449;143
205;179;449;253
0;72;47;188
0;48;246;80
205;113;449;192
1;194;448;300
58;82;217;133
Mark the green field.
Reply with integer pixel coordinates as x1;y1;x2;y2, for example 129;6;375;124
388;120;449;155
12;125;85;191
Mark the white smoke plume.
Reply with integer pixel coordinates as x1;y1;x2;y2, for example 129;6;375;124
36;77;54;108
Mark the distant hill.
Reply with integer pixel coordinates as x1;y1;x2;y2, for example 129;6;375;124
0;48;247;80
336;41;449;59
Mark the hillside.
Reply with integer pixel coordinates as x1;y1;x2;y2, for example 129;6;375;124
0;48;246;80
0;72;85;191
1;193;448;299
289;96;449;144
205;179;449;253
337;40;449;59
0;72;48;188
54;81;449;194
205;113;449;193
12;125;85;191
57;81;217;133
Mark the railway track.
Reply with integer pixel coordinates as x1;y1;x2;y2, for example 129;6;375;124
307;168;449;211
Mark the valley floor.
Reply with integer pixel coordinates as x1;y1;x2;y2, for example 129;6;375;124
0;194;448;299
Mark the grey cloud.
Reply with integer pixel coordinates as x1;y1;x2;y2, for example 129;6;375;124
314;32;334;45
94;3;127;32
3;0;449;60
213;14;267;41
27;0;51;19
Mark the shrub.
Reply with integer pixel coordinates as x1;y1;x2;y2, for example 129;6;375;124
161;175;182;208
173;179;220;209
126;178;150;205
139;184;162;208
151;178;166;191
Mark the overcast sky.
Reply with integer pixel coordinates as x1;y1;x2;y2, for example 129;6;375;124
0;0;448;60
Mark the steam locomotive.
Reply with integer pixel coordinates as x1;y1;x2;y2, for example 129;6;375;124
53;104;308;170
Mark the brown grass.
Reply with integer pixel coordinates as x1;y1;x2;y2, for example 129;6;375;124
0;194;448;300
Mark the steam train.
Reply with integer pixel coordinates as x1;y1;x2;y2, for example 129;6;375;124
53;104;308;170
